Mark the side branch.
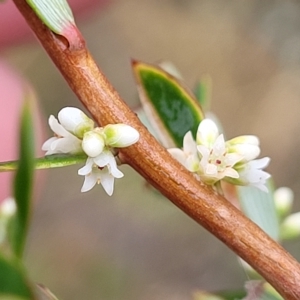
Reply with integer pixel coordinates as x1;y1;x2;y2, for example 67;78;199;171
12;0;300;298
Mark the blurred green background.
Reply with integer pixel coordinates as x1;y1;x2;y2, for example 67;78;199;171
3;0;300;299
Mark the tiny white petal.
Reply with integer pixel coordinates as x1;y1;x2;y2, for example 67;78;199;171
42;114;82;155
78;158;94;176
212;134;226;156
104;124;139;148
183;131;197;156
228;144;260;162
93;149;113;168
42;137;58;153
106;154;124;178
98;169;115;196
81;172;98;192
58;107;94;138
249;157;270;169
222;167;239;179
49;115;73;138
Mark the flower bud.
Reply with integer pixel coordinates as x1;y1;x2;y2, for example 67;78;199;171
82;131;105;158
196;119;219;148
58;107;94;138
280;212;300;240
274;187;293;219
104;124;139;148
0;197;16;218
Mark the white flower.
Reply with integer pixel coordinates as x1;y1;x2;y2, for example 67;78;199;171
168;118;271;192
58;107;94;138
226;157;271;192
42;115;82;155
197;134;243;184
226;135;260;162
42;107;94;155
78;153;124;195
43;107;140;195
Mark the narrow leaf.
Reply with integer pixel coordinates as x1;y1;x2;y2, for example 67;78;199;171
133;60;204;148
11;100;35;258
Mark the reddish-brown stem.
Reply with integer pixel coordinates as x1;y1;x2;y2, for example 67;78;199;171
12;1;300;299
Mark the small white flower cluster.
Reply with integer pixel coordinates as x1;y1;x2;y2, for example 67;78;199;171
42;107;139;195
168;118;270;192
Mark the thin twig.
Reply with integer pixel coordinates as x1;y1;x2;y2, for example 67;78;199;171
12;1;300;299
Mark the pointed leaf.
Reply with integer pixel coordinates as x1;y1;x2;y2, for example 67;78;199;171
11;100;35;258
133;60;204;148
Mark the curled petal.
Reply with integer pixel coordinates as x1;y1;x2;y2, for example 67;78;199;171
78;157;94;176
80;171;98;192
48;115;73;138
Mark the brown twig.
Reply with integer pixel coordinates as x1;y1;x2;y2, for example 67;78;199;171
12;1;300;299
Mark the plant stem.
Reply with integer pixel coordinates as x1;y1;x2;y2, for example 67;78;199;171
12;1;300;298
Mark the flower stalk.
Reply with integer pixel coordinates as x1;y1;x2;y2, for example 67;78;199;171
12;1;300;299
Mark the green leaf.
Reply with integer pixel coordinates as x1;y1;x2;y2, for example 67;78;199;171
237;180;279;241
0;254;34;300
133;60;204;148
10;101;35;258
26;0;75;35
0;154;87;172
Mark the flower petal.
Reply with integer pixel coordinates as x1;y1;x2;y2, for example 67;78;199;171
183;131;197;155
98;169;115;196
80;172;98;192
196;118;219;147
78;158;94;176
49;115;73;138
